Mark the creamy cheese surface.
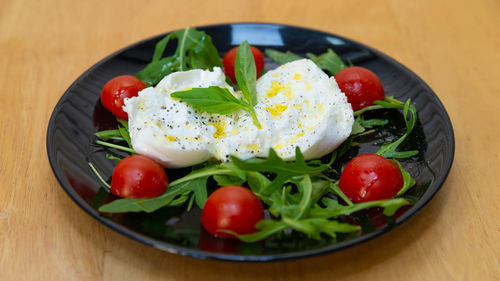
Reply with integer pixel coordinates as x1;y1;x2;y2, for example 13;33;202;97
124;59;354;168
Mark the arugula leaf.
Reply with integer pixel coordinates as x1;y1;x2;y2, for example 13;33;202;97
117;121;132;149
191;176;208;209
170;86;250;114
394;160;417;196
264;49;303;64
236;215;360;242
350;119;366;135
98;180;196;213
137;28;222;86
306;49;347;75
235;220;288;243
95;140;136;154
213;175;246;186
375;98;419;158
310;197;410;218
94;129;122;140
231;148;329;195
98;164;238;213
266;175;314;220
356;116;389;129
265;48;347;76
329;181;354;206
152;33;174;62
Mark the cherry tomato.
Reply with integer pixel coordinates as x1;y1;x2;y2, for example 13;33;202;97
222;45;265;83
334;66;385;111
101;75;147;120
201;185;264;238
338;154;403;202
110;155;168;198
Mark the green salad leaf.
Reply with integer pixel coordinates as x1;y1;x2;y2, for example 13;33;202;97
98;164;238;213
306;49;347;75
137;27;222;86
230;148;329;196
170;86;250;114
264;49;303;64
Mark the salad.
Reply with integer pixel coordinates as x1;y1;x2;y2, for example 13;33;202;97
90;27;419;244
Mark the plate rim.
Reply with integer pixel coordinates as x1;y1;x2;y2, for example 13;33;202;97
46;22;455;262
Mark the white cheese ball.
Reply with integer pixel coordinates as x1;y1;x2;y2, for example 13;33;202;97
124;60;354;168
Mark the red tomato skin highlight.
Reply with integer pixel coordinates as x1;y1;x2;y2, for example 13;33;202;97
110;155;168;198
339;154;403;202
334;66;385;111
222;46;265;83
101;75;147;120
201;185;265;238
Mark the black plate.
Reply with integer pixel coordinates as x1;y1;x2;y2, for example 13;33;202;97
46;23;454;262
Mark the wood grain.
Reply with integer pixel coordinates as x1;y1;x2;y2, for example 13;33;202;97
1;0;499;280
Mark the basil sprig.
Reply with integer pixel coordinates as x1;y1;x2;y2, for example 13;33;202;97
170;40;261;128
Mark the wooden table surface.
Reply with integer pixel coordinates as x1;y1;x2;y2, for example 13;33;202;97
1;0;499;280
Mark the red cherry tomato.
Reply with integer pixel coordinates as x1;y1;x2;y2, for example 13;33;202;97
110;155;168;198
334;66;385;111
222;45;265;83
338;154;403;202
201;185;264;238
101;75;147;120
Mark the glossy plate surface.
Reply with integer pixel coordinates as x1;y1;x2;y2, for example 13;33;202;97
47;23;454;262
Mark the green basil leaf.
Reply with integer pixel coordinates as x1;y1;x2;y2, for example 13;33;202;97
170;86;250;114
264;49;303;64
235;40;257;106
